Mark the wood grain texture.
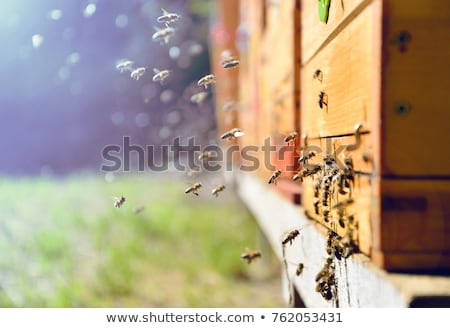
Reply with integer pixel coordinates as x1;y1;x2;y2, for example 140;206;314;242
301;2;376;138
381;0;450;176
301;0;371;64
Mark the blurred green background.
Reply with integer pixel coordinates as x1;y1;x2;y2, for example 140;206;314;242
0;174;283;307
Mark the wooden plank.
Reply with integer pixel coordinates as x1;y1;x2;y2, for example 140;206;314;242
301;2;376;138
237;171;450;306
300;134;373;256
377;179;450;251
300;0;370;64
381;0;450;176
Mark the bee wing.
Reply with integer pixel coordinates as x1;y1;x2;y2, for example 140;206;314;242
153;68;160;74
233;131;245;137
161;8;169;15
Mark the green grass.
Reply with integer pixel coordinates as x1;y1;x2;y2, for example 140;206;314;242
0;173;283;307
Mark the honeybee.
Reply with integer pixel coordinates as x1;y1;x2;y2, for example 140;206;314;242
134;206;145;214
295;263;305;276
198;150;214;161
211;184;226;197
157;8;181;26
268;169;282;185
116;60;134;73
332;198;354;210
314;181;321;198
130;67;146;80
222;100;236;112
313;69;323;82
322;209;331;223
314;199;320;215
185;182;202;196
284;131;298;144
190;91;208;105
220;50;240;68
318;91;328;109
315;257;335;301
298;150;316;165
281;229;300;246
113;196;126;208
197;74;216;89
220;128;245;140
152;68;170;84
240;248;261;264
292;170;305;182
152;26;175;44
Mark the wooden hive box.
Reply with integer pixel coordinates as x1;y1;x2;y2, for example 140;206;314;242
299;0;450;272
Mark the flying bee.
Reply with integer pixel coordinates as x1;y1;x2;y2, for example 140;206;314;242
130;67;146;80
298;150;316;165
116;60;134;73
134;206;145;214
113;196;126;208
152;68;170;84
185;182;202;196
313;69;323;82
190;91;208;105
152;26;175;44
318;91;328;109
211;184;226;197
240;248;261;264
284;131;298;144
197;74;216;89
220;50;240;68
198;150;214;161
220;127;245;140
268;169;282;185
157;8;181;26
281;229;301;246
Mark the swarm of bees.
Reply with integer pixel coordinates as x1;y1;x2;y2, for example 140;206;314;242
240;248;261;264
113;196;126;208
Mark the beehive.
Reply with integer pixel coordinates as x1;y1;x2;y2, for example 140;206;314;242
300;0;450;271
